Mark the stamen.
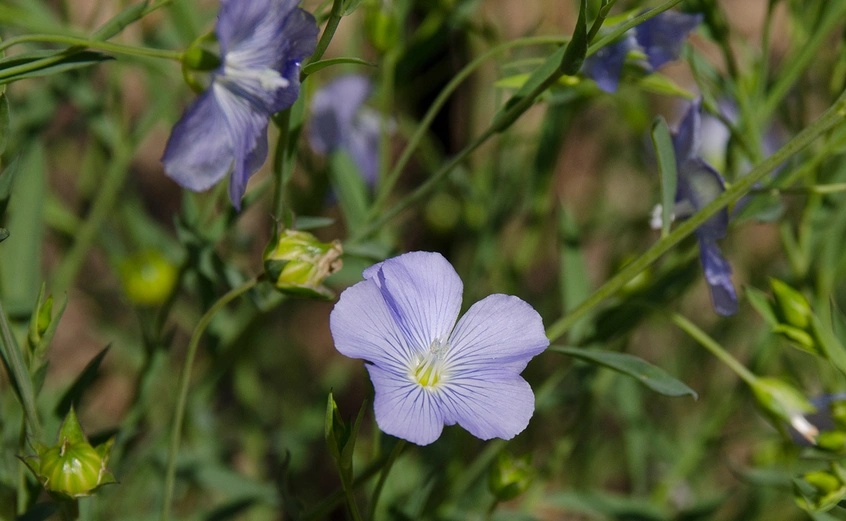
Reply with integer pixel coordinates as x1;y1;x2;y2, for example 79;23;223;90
411;339;450;388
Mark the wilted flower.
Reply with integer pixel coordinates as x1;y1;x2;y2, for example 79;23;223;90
263;229;343;300
666;100;738;316
330;251;549;445
584;10;701;93
162;0;318;209
308;75;383;185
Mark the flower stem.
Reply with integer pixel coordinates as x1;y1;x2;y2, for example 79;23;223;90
544;87;846;343
160;278;260;521
0;34;183;61
368;440;406;520
308;0;345;65
271;109;293;222
361;0;684;240
339;466;364;521
669;313;757;385
304;452;394;520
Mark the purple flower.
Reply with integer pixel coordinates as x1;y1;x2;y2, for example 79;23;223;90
162;0;318;209
671;100;738;316
308;75;382;186
330;252;549;446
585;11;701;93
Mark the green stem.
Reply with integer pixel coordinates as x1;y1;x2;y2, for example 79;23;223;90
669;313;757;385
0;297;41;439
160;278;260;521
304;453;394;521
271;109;292;221
16;419;27;515
52;140;135;293
762;1;846;118
371;35;569;213
0;34;183;61
544;87;846;343
586;0;618;44
339;467;364;521
363;0;684;239
368;440;406;521
308;0;344;65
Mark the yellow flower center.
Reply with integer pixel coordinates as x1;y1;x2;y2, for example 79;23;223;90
412;339;449;388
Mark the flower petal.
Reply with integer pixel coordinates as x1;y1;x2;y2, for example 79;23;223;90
680;157;728;240
635;11;702;70
583;33;638;93
345;109;381;185
367;364;445;445
211;84;270;209
162;89;235;192
438;369;535;441
699;237;738;316
309;75;373;154
447;294;548;373
364;252;463;352
330;278;416;373
672;99;702;162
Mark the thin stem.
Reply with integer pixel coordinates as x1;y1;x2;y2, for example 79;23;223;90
0;34;183;61
371;35;569;213
669;313;757;385
586;0;618;44
544;88;846;343
160;278;260;521
304;453;393;521
308;0;344;65
271;109;292;221
751;183;846;196
364;0;684;237
368;440;406;520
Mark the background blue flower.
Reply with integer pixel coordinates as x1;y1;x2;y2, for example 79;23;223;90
161;0;318;209
308;74;382;186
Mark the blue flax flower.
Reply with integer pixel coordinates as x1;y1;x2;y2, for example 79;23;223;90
670;100;738;316
584;10;702;93
308;75;382;186
162;0;318;209
330;252;549;445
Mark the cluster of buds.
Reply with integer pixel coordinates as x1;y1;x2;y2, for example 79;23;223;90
795;463;846;513
263;228;343;300
22;407;116;499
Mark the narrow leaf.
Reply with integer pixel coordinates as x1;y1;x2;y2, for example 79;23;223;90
0;92;9;156
91;1;149;41
0;51;113;86
551;345;698;398
559;206;591;342
329;151;369;232
302;57;376;77
55;345;110;418
0;297;41;438
651;116;677;238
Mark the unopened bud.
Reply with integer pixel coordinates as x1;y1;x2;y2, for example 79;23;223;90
817;431;846;454
120;251;178;307
489;451;534;502
771;279;813;330
264;229;343;300
752;377;818;443
22;407;116;499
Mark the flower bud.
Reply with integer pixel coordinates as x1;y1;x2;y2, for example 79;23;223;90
817;431;846;454
120;251;178;307
324;392;366;483
795;466;846;513
364;5;399;53
488;451;534;502
23;407;116;499
751;377;818;443
264;229;343;300
770;279;813;330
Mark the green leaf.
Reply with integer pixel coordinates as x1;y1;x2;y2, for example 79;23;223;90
559;206;591;342
90;1;149;41
301;57;376;77
294;216;336;231
0;297;41;438
559;0;588;75
746;286;778;325
344;0;366;15
54;345;110;418
0;51;113;86
651;116;677;238
0;91;8;156
329;151;370;232
638;74;696;99
550;345;698;399
0;155;19;220
0;145;44;318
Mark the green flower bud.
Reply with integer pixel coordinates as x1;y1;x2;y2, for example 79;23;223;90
831;401;846;431
751;377;818;443
324;392;366;484
817;431;846;454
795;467;846;513
27;283;67;361
23;407;116;499
182;47;221;72
488;451;534;502
181;32;220;93
364;5;399;53
770;279;813;330
120;251;178;307
264;229;343;300
772;324;819;354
